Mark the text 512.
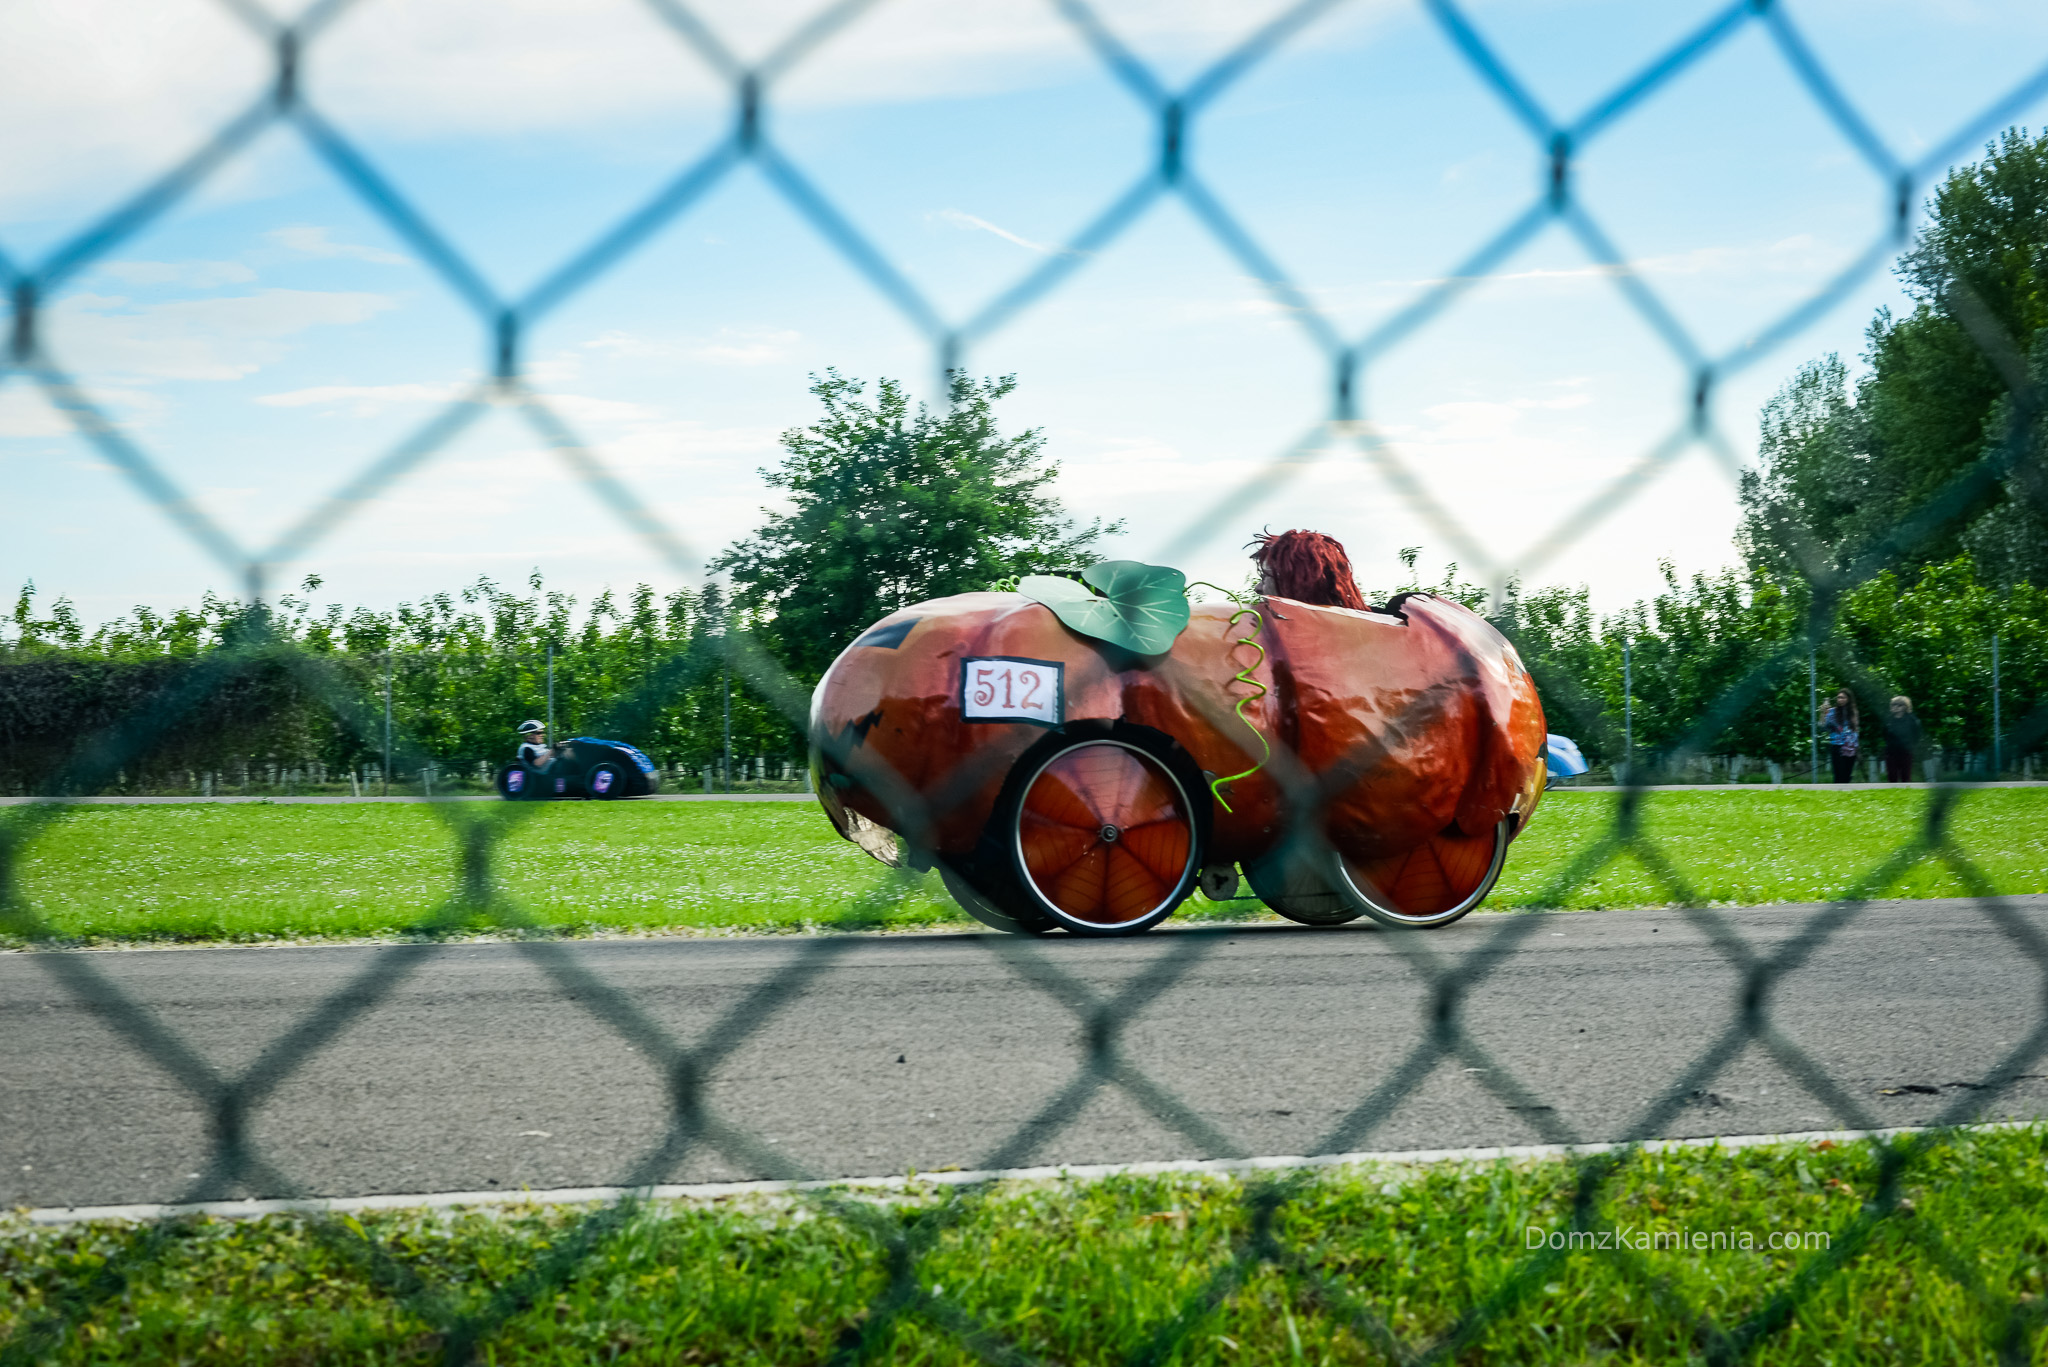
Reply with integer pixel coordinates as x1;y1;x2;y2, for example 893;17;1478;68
961;657;1063;725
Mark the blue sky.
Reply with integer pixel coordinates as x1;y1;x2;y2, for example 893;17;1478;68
5;0;2048;627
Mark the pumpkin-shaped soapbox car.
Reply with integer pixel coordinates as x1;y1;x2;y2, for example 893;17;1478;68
810;562;1547;936
498;737;660;800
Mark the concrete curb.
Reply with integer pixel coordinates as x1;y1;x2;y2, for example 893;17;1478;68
23;1122;2036;1225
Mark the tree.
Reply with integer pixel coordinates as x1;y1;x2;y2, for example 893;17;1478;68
712;371;1121;680
1736;354;1868;578
1740;127;2048;582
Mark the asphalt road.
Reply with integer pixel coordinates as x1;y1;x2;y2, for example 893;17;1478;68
5;898;2044;1211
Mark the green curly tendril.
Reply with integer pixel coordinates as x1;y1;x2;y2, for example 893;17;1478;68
1183;582;1271;813
993;574;1270;812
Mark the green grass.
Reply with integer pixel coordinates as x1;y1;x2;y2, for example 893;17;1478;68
1489;787;2048;909
4;1129;2043;1363
2;802;960;944
3;789;2045;945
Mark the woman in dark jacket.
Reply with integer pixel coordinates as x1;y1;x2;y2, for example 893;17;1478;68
1820;689;1860;784
1884;696;1921;783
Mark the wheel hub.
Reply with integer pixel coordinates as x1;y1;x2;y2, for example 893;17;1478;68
1099;823;1120;843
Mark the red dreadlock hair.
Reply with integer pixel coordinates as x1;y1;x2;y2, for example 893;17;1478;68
1249;529;1371;611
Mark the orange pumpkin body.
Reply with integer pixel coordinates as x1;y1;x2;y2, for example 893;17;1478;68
811;590;1547;902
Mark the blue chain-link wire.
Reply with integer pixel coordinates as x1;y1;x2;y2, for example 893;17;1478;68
3;1;2048;1363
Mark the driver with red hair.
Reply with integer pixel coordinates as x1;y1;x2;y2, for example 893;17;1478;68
1249;529;1374;611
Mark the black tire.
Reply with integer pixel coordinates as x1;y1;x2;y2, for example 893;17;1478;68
1249;820;1510;930
498;765;537;801
1243;843;1360;926
938;860;1052;936
990;720;1208;937
586;762;627;800
1341;819;1509;929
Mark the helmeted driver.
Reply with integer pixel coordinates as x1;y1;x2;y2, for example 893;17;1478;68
515;719;557;770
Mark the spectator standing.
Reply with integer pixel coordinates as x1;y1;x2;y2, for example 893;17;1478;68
1884;696;1921;783
1820;688;1860;784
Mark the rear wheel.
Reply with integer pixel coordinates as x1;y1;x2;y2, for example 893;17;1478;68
1343;820;1509;928
1001;733;1202;936
498;765;535;801
586;762;626;800
1248;819;1511;929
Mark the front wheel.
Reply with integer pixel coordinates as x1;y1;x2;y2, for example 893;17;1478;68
998;731;1204;937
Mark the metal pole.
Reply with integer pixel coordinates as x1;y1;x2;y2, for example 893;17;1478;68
1993;630;2002;776
1808;648;1819;783
1622;633;1632;776
382;652;392;797
722;657;733;794
546;643;555;740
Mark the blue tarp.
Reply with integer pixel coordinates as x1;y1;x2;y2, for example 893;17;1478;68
1545;733;1588;778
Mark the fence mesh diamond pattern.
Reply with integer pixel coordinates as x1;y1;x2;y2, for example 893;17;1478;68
4;0;2048;1363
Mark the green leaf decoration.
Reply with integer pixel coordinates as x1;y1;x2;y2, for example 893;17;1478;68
1019;560;1191;655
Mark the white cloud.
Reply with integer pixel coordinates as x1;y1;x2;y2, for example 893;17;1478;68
1056;428;1188;464
936;208;1060;255
524;351;585;386
95;259;257;288
538;393;665;425
1413;236;1837;290
582;330;675;359
582;326;801;365
45;289;400;382
0;386;74;439
267;225;415;267
252;374;776;477
257;381;473;415
1518;391;1593;410
0;0;266;221
1417;400;1526;442
689;328;802;365
0;0;1394;217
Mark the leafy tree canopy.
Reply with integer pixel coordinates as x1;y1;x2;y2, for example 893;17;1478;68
712;371;1121;680
1740;127;2048;585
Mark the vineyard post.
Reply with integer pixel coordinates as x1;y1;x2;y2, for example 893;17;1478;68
1993;630;2001;775
1622;632;1632;779
382;652;393;798
1808;647;1819;783
546;642;555;741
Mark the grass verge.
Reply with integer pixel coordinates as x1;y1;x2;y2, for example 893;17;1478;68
3;789;2044;945
4;1128;2043;1363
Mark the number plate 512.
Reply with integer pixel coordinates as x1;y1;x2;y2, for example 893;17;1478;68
961;657;1063;726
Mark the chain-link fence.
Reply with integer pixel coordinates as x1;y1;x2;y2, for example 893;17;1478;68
4;0;2048;1362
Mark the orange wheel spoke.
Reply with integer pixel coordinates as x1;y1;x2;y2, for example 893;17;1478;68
1025;771;1109;831
1049;845;1110;915
1020;816;1100;882
1348;827;1498;919
1117;821;1192;887
1015;740;1194;928
1102;849;1171;921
